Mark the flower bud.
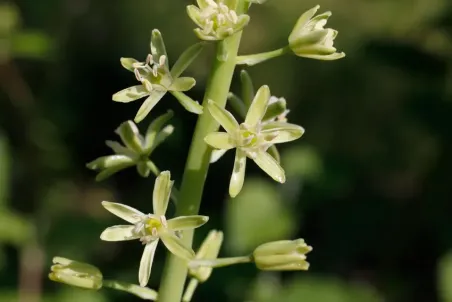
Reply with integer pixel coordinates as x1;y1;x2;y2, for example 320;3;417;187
288;5;345;61
49;257;103;290
189;230;224;282
253;239;312;271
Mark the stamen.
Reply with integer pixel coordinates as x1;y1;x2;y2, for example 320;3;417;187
146;54;153;65
134;69;143;81
159;55;166;67
159;215;168;228
229;10;238;23
206;0;218;8
217;13;225;25
143;79;153;92
151;228;158;237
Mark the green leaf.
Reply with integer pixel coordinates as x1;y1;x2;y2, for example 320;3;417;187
101;201;144;224
207;100;239;134
204;132;235;150
229;148;247;198
160;230;195;260
153;171;173;216
100;225;139;241
150;29;169;69
115;121;144;154
251;150;285;183
167;216;209;231
170;91;203;114
134;90;167;123
170;42;205;78
144;110;173;152
112;85;148;103
245;85;270;127
240;70;255;107
120;57;139;72
169;77;196;92
139;240;159;287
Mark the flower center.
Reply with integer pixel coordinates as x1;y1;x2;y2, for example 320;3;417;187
199;1;238;36
132;54;171;90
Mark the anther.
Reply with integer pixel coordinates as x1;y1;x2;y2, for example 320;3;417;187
159;55;166;67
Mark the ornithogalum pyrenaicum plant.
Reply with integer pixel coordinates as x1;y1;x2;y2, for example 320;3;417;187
205;85;304;197
113;29;204;123
100;171;209;287
50;1;346;301
86;111;173;181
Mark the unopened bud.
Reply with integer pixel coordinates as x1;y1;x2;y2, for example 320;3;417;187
49;257;103;290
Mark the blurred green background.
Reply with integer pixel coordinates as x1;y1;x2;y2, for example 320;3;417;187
1;0;452;301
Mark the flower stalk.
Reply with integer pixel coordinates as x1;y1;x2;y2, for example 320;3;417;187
157;2;250;301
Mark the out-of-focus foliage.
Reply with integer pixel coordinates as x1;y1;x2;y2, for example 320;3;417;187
1;0;452;301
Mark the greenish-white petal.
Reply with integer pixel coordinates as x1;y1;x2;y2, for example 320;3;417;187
105;140;137;158
262;97;287;122
261;122;305;144
193;29;219;41
152;125;174;152
115;121;144;154
113;85;148;103
139;239;159;287
134;90;167;123
153;171;173;216
204;132;235;150
240;70;255;107
234;14;250;32
207;100;239;134
102;280;158;300
251;150;286;183
94;163;135;181
288;5;321;42
150;29;169;69
167;215;209;231
101;201;144;224
196;0;211;9
160;230;195;260
170;91;203;114
169;77;196;92
245;85;270;127
229;148;247;198
210;149;228;164
298;52;346;61
170;41;205;78
144;110;174;153
267;145;281;162
100;225;139;241
86;155;135;170
120;57;139;72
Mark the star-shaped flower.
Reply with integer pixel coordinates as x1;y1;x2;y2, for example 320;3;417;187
86;111;173;181
288;5;345;60
113;29;203;123
100;171;209;287
187;0;250;41
205;85;304;197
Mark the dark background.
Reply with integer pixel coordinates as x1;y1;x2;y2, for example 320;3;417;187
1;0;452;301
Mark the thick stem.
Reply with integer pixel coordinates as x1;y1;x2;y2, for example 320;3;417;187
157;3;249;302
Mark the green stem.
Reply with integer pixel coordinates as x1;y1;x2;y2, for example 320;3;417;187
236;46;291;66
157;3;249;302
189;255;252;269
182;278;199;302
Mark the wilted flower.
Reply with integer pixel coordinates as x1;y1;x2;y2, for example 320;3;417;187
113;29;203;123
189;229;224;282
253;239;312;271
86;112;173;181
49;257;103;290
100;171;209;287
187;0;250;41
205;85;304;197
288;5;345;60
